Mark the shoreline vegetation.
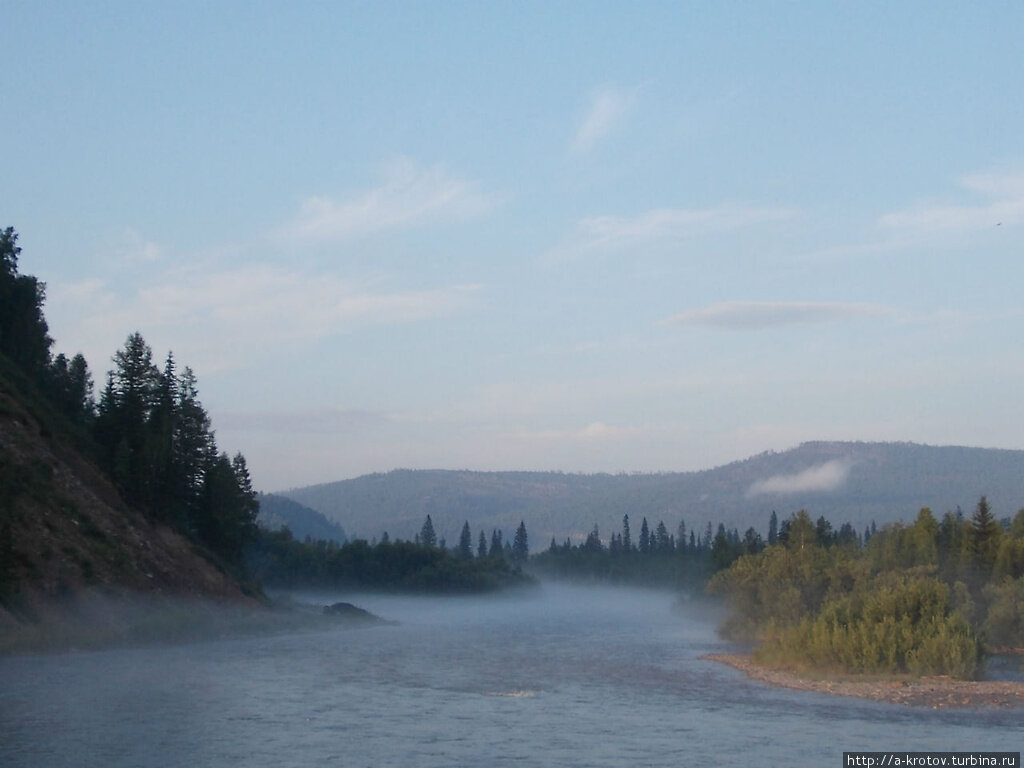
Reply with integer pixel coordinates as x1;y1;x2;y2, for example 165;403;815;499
704;653;1024;709
707;503;1024;681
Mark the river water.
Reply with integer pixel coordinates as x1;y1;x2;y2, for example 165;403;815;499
1;584;1020;767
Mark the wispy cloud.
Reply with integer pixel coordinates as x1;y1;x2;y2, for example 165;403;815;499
661;300;895;330
217;407;389;434
117;228;164;263
879;169;1024;233
287;157;494;241
571;86;635;154
49;264;479;372
746;459;852;497
550;203;797;260
520;421;649;442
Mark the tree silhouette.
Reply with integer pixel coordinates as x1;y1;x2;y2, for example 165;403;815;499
420;515;437;548
457;521;473;560
512;520;529;563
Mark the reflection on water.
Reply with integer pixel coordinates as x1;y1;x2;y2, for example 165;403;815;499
0;584;1020;767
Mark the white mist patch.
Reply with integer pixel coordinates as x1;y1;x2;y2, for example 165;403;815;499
746;459;852;497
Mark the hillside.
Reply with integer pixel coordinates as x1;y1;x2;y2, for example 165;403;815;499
279;442;1024;545
257;493;347;543
0;367;254;635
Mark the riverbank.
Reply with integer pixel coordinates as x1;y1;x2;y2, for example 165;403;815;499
704;653;1024;709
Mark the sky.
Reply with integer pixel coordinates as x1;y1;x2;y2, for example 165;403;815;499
4;2;1024;492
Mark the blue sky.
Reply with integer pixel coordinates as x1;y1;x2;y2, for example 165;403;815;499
4;2;1024;491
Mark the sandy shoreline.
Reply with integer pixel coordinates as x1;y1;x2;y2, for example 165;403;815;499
703;653;1024;709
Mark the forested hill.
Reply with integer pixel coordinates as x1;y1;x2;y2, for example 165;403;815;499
1;226;260;627
0;365;252;615
279;442;1024;545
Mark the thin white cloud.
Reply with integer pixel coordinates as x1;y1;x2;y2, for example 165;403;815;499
217;408;389;434
879;169;1024;233
288;157;494;241
662;301;895;330
550;203;797;260
48;265;479;372
508;421;657;443
571;86;634;154
746;459;852;497
118;228;164;263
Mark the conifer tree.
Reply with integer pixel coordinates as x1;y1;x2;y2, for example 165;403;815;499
655;520;671;552
489;529;503;557
457;521;473;560
0;227;53;378
969;495;1001;572
639;517;651;554
420;514;437;548
512;520;529;563
477;530;488;559
622;514;632;553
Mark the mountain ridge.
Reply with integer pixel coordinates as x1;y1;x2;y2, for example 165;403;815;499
278;441;1024;545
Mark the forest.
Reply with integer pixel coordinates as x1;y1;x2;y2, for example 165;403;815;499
0;227;257;591
709;500;1024;679
248;516;534;593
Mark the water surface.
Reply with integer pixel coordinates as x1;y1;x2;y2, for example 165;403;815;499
1;585;1019;766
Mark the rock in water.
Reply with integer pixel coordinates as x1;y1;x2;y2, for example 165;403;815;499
322;602;386;624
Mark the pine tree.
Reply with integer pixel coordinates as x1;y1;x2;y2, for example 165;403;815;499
0;227;53;378
47;352;94;423
655;520;671;553
489;529;503;557
768;511;778;546
477;530;488;558
95;332;161;508
457;521;473;560
512;520;529;563
420;515;437;548
622;514;632;553
639;517;651;554
969;495;1001;572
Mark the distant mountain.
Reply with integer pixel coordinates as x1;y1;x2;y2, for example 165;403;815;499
257;493;347;543
278;442;1024;546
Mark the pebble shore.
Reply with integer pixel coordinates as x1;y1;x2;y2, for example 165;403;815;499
704;653;1024;709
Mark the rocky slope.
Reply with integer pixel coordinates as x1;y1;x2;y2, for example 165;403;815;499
0;381;254;639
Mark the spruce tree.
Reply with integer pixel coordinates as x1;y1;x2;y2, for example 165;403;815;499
512;520;529;563
639;517;651;554
489;529;503;557
0;227;53;378
457;521;473;560
969;495;1001;572
622;514;632;552
655;520;671;552
420;515;437;548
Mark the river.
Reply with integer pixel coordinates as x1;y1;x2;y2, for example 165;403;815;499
0;584;1020;766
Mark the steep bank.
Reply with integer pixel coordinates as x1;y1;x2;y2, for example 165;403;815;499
0;379;256;645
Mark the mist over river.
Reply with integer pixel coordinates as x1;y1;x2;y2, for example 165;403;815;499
1;585;1019;767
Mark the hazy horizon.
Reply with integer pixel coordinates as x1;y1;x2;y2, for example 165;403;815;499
6;3;1023;490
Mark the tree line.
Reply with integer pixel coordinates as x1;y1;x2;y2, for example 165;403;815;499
709;498;1024;679
0;227;258;573
247;514;534;592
